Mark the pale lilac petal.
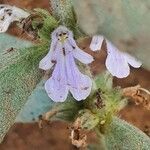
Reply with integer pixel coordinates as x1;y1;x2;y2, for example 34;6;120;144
68;37;77;47
124;53;142;68
39;51;54;70
73;46;94;63
45;58;68;102
65;53;92;101
105;40;130;78
90;35;104;51
70;74;92;101
45;40;69;102
39;39;58;70
73;47;94;64
105;54;130;78
67;38;94;64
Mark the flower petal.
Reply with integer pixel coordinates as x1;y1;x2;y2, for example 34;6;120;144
90;35;104;51
12;6;29;19
68;37;94;64
124;53;142;68
73;47;94;64
39;39;58;70
39;50;54;70
65;53;92;101
0;16;13;32
0;5;29;33
45;58;68;102
0;6;13;32
67;38;94;64
105;40;130;78
0;5;10;13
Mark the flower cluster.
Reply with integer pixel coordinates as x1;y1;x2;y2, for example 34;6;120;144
39;26;94;102
0;5;29;33
90;35;142;78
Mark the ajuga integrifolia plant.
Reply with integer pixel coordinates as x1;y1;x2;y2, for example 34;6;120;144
0;0;150;149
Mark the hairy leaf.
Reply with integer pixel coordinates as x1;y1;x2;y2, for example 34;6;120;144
15;80;54;122
0;34;49;142
105;117;150;150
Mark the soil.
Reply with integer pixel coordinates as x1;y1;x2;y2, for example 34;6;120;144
0;0;150;150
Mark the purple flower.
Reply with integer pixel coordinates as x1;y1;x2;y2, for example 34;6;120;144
39;26;94;102
0;5;29;33
90;35;142;78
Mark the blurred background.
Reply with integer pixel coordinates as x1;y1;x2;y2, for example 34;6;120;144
0;0;150;149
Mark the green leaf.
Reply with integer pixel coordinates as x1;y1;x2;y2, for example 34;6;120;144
0;34;49;143
105;117;150;150
73;0;150;70
15;80;55;122
0;34;32;72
